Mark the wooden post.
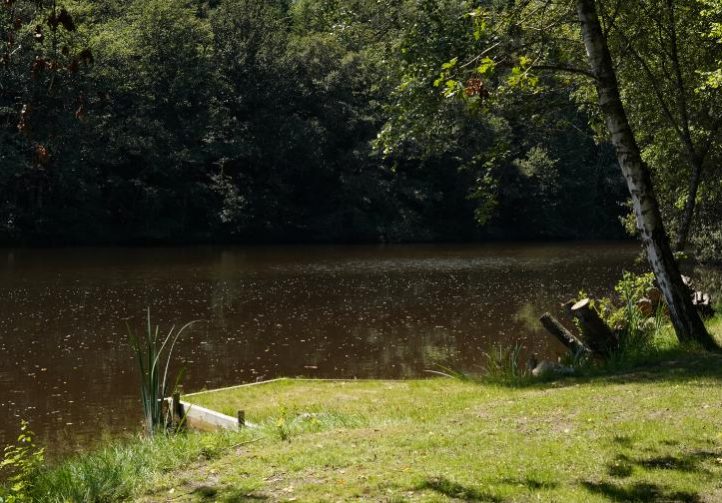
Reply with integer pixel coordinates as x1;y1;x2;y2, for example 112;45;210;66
237;410;245;428
571;299;618;356
539;312;591;357
172;392;181;422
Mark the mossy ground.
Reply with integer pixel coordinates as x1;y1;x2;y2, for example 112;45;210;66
23;318;722;502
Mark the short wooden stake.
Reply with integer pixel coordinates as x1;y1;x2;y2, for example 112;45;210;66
172;392;181;422
237;410;245;427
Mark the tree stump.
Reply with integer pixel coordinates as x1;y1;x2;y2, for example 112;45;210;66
692;290;714;318
570;299;618;356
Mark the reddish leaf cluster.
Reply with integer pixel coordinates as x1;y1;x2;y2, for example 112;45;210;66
6;1;91;166
464;77;490;98
33;144;50;167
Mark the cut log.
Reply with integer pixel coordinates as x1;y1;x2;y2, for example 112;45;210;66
691;290;714;318
539;312;591;357
681;275;693;290
692;291;708;306
570;299;618;356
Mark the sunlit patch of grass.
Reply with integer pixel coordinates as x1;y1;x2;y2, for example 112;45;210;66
161;363;722;502
707;313;722;340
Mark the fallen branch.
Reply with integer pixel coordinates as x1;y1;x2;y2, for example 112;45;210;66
539;312;591;357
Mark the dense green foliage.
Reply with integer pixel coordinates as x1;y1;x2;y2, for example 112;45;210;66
1;0;629;244
419;0;722;260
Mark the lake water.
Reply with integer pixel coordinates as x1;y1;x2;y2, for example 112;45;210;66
0;243;641;454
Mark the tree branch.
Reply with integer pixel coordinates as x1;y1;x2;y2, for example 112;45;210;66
531;64;598;80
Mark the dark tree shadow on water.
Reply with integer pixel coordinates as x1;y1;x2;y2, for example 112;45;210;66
418;476;504;502
582;481;701;503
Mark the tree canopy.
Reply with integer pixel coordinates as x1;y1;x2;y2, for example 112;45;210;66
1;0;632;245
2;0;720;253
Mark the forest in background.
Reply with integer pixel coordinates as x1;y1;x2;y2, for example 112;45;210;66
1;0;719;248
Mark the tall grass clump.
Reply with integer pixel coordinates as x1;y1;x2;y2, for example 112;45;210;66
481;342;530;383
126;309;198;436
424;363;473;381
426;342;530;384
26;429;255;502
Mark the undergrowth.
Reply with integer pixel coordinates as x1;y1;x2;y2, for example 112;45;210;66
24;429;257;502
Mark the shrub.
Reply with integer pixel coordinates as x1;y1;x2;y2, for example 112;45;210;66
0;421;45;503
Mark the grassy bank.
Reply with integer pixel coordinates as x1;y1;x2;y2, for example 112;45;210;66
9;319;722;502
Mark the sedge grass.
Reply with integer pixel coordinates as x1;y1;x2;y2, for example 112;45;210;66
125;309;198;435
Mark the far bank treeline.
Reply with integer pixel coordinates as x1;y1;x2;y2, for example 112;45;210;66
0;0;714;246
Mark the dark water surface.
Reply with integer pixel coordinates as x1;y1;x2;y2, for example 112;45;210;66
0;243;640;454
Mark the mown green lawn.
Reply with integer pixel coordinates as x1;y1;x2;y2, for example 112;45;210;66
128;357;722;503
22;317;722;502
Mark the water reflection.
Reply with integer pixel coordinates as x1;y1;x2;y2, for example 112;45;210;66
0;243;640;454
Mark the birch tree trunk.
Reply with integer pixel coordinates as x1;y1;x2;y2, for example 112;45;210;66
575;0;718;350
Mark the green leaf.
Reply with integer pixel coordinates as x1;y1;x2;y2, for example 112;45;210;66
476;57;495;75
441;57;458;70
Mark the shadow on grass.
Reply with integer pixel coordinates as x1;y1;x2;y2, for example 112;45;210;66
500;477;559;490
582;481;701;503
611;435;635;448
485;351;722;390
638;451;717;473
586;449;720;502
219;490;269;502
191;484;269;502
606;450;719;480
418;476;504;502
